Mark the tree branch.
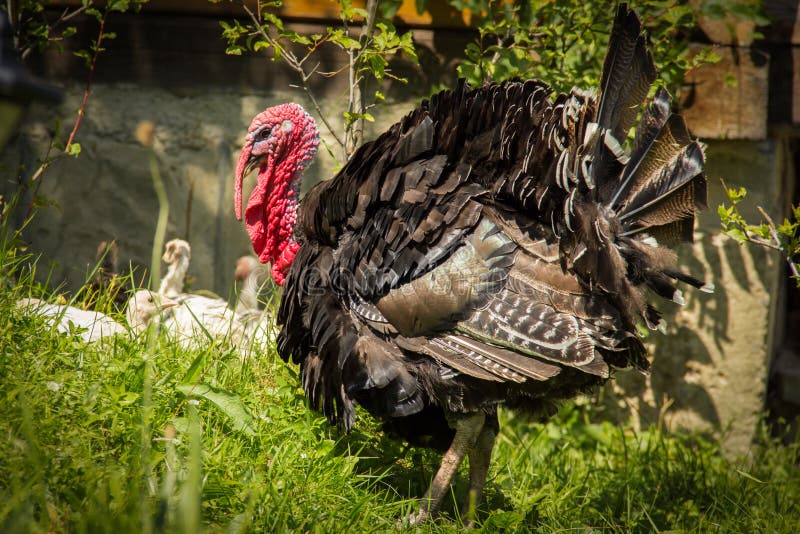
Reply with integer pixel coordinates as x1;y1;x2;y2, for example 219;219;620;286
19;2;94;61
757;206;800;279
24;8;107;220
241;3;346;152
65;10;107;151
347;0;379;154
720;178;783;252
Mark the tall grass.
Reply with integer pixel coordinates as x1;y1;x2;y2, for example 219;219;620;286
1;224;799;532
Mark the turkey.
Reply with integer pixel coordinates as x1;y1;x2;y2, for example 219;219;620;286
229;255;277;354
233;255;269;313
159;238;191;298
18;297;128;343
234;4;710;523
125;289;178;333
149;238;247;349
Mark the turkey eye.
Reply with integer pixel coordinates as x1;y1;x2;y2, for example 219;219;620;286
259;128;271;140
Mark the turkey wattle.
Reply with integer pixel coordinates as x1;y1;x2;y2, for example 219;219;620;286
234;4;710;523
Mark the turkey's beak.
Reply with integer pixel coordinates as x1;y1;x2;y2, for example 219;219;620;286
158;296;178;310
235;140;264;221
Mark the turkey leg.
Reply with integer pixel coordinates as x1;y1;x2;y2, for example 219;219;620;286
462;423;497;526
409;412;485;524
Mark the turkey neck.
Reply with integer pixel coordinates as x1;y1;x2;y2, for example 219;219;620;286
159;255;188;297
246;155;303;285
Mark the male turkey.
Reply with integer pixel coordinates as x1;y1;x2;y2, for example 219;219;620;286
234;4;710;523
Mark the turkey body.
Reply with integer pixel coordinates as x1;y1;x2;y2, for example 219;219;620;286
18;298;128;342
246;5;709;522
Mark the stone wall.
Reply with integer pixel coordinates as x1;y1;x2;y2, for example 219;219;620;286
3;9;457;298
5;83;418;298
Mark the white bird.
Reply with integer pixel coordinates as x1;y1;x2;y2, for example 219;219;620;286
166;294;247;348
125;289;178;333
18;297;128;342
159;238;191;298
231;255;279;351
150;239;249;350
234;255;269;313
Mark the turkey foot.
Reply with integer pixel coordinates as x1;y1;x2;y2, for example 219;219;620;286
406;412;486;525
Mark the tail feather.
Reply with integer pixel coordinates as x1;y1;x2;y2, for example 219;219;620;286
567;3;709;328
614;113;696;215
622;216;695;245
619;142;706;228
645;272;686;305
597;4;656;141
606;87;671;207
663;268;715;293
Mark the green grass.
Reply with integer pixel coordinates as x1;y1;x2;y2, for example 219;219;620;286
1;236;799;533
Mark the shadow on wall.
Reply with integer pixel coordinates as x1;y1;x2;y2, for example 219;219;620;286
600;229;778;447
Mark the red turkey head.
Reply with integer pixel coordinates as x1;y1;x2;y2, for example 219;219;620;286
235;103;319;285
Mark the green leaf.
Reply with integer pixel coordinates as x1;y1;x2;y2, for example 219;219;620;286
725;228;747;243
226;45;243;56
749;224;771;240
378;0;401;20
180;351;209;384
177;383;257;436
262;11;285;31
327;28;361;50
717;204;732;222
279;29;312;45
73;49;92;67
108;0;131;12
85;8;103;21
66;143;81;157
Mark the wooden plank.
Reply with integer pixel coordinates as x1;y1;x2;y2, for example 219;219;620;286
694;13;757;45
794;47;800;124
763;0;800;45
47;0;472;28
679;44;769;140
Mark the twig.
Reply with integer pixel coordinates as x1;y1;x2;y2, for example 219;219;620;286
346;0;379;154
19;2;94;61
23;8;108;223
65;9;107;151
24;134;60;220
757;206;800;279
720;178;783;252
241;3;346;152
